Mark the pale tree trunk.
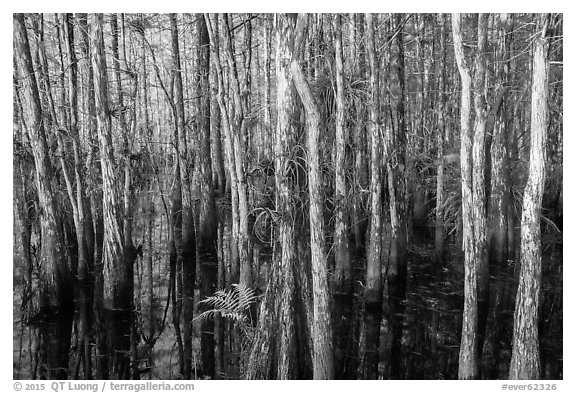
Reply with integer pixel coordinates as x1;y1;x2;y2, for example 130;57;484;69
110;13;139;380
290;13;334;380
77;12;106;379
332;13;353;379
472;14;490;363
332;13;351;294
452;13;478;380
488;13;513;265
14;13;74;380
244;13;313;379
62;13;93;379
209;18;226;194
387;13;409;380
352;13;368;251
222;13;253;289
359;12;384;380
90;13;130;380
509;14;550;380
262;15;273;159
482;13;513;378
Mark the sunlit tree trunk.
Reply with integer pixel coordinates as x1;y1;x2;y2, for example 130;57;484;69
291;13;334;380
509;14;550;380
452;13;478;380
359;12;384;380
62;13;94;379
482;13;513;379
77;12;106;379
333;13;351;294
222;13;253;289
14;13;74;380
90;13;130;380
244;13;313;379
472;14;490;364
387;13;409;380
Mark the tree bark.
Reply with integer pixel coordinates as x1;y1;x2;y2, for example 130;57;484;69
14;14;74;379
359;12;384;380
291;13;334;380
452;13;479;380
90;13;131;380
194;14;218;380
509;14;550;380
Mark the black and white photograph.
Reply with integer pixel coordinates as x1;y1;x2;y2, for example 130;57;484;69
10;9;564;383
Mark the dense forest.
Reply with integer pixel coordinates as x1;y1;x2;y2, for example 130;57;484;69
12;13;563;380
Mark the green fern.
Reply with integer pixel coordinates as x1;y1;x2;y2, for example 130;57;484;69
194;284;259;325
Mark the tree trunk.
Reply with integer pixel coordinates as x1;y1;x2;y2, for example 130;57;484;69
435;14;447;262
168;13;196;378
359;13;384;380
387;13;409;380
509;14;550;380
472;14;490;363
14;13;74;380
291;13;334;380
90;13;131;380
332;13;352;294
452;13;478;380
244;13;312;379
194;14;218;380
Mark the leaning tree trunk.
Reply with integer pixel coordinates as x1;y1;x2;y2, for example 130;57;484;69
243;13;313;379
14;13;74;380
509;14;550;380
291;13;334;380
90;13;131;380
452;13;478;380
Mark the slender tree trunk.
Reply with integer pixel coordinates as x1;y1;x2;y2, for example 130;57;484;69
290;13;334;380
91;13;131;380
509;14;550;380
194;14;218;380
332;13;354;379
243;13;312;379
222;14;253;290
63;13;93;379
168;14;196;378
77;12;106;379
435;14;447;262
472;14;490;363
452;13;479;380
482;13;513;378
359;13;384;380
333;13;351;294
388;13;409;380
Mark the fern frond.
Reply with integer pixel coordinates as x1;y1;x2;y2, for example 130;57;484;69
194;284;260;325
